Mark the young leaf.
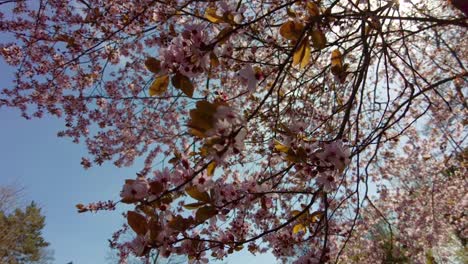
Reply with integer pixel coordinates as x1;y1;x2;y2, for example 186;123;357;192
127;211;148;236
196;206;218;223
144;57;161;74
172;73;194;97
149;75;169;96
186;186;211;203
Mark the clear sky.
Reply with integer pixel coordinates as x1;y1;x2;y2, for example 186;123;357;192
0;45;275;264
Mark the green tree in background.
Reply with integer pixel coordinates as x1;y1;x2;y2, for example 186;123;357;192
0;186;51;264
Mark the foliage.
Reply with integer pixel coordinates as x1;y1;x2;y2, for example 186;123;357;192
0;0;466;263
0;194;51;264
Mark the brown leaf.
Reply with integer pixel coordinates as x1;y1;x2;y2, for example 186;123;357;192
76;203;87;213
279;21;304;41
183;202;206;210
311;29;326;50
149;181;163;196
172;73;195;97
186;186;211;203
307;2;320;16
148;217;161;242
168;215;193;232
196;206;218;223
144;57;161;74
215;26;233;44
187;100;224;138
160;193;173;204
127;211;148;236
210;52;220;68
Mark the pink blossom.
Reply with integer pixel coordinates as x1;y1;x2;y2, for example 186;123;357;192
315;140;350;172
239;65;258;92
120;177;150;203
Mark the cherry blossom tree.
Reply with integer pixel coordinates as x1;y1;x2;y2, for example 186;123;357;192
0;0;466;263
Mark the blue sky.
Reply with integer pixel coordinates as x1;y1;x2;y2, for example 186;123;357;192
0;107;128;263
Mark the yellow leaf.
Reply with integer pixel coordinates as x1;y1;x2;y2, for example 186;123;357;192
311;29;326;50
336;95;343;106
274;140;290;153
301;41;311;68
144;57;161;74
293;223;307;234
186;186;211;203
190;128;206;139
331;49;343;75
172;73;194;97
149;75;169;96
293;39;311;68
279;21;304;41
207;161;216;176
210;52;220;68
291;210;302;217
310;211;324;223
205;8;224;24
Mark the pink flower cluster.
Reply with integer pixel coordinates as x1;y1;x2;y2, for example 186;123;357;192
159;24;211;78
